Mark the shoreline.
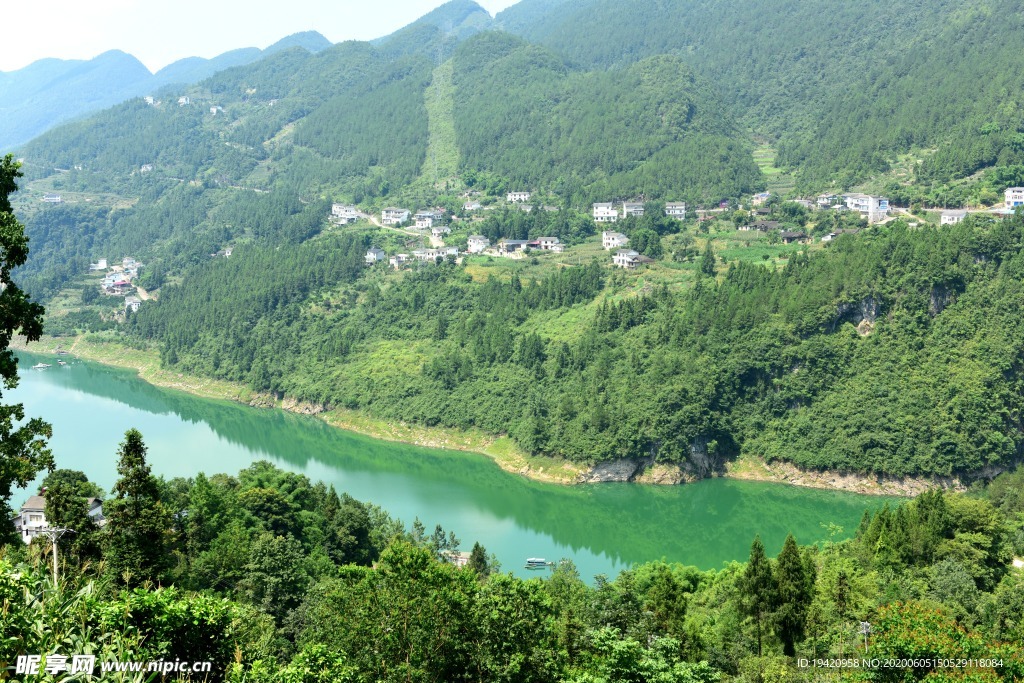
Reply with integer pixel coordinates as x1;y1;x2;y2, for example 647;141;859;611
13;333;965;496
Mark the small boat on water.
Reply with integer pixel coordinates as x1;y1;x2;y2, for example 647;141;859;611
525;557;553;569
31;363;51;369
54;350;69;355
57;360;67;366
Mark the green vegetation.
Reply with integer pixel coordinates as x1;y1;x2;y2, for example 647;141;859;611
4;450;1024;682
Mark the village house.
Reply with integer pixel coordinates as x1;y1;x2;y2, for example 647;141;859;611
791;199;816;210
143;96;155;105
365;247;387;265
177;96;190;106
940;210;968;225
498;239;530;256
412;247;459;263
664;202;687;220
593;203;619;223
817;193;841;208
124;295;142;313
431;226;451;239
331;204;360;223
11;495;106;544
738;220;780;232
613;249;649;269
622;202;645;217
139;164;153;174
42;193;61;203
602;231;629;250
389;253;410;269
12;495;46;544
536;236;562;251
752;192;771;207
467;235;490;253
843;193;889;223
780;231;808;244
1005;187;1024;209
89;258;108;271
210;106;223;115
506;191;531;203
381;208;410;225
415;216;434;229
463;200;482;211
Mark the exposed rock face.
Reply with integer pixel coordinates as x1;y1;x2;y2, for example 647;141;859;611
832;296;881;332
577;459;645;483
280;397;325;415
929;285;956;316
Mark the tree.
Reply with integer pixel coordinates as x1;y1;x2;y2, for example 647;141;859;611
467;541;490;578
739;536;775;656
104;429;172;586
43;480;100;567
699;240;717;277
0;155;52;544
774;534;812;656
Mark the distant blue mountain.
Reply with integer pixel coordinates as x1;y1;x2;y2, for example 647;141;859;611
0;32;332;152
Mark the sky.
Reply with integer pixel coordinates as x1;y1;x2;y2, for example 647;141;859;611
0;0;519;73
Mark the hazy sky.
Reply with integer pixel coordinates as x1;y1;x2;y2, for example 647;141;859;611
0;0;519;73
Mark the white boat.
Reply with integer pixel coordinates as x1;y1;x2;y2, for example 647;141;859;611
31;363;51;369
57;360;67;366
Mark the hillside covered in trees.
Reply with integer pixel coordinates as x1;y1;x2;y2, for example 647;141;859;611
10;0;1024;481
3;444;1024;682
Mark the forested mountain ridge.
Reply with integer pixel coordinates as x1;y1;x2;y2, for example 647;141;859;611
0;31;332;152
498;0;1024;189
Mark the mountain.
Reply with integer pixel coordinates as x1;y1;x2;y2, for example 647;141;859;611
374;0;495;44
13;0;1024;481
0;31;332;152
498;0;1024;191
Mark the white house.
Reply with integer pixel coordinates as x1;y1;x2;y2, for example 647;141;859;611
12;495;47;544
124;295;142;313
817;194;841;208
365;247;387;265
332;204;360;223
381;208;410;225
467;235;490;253
177;96;190;106
536;236;561;251
613;249;643;269
210;106;223;115
622;202;645;217
390;254;410;269
664;202;687;220
463;201;482;211
752;192;771;207
844;193;890;223
415;216;434;230
431;226;451;239
89;258;108;271
593;203;619;223
602;231;629;250
143;96;155;105
1005;187;1024;209
42;193;61;203
940;210;968;225
507;191;531;203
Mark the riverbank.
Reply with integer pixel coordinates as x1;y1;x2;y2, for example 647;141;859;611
14;333;961;496
13;333;585;485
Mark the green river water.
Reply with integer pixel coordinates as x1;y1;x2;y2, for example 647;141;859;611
11;352;894;579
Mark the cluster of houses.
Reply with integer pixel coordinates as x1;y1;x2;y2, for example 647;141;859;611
598;231;654;270
592;201;687;223
89;257;143;307
11;493;106;544
365;246;460;268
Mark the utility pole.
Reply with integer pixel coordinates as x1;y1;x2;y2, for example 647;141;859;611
40;527;74;584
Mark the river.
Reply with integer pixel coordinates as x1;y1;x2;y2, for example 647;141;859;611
10;353;892;579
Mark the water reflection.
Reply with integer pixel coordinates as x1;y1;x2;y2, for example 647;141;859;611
12;352;892;579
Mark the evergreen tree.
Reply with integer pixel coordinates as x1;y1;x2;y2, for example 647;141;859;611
699;240;717;277
774;534;811;656
104;429;172;586
467;541;489;578
44;480;100;567
0;155;52;544
739;535;775;656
